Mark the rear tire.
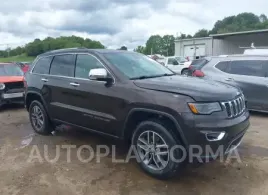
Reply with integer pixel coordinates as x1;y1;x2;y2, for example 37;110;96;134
29;100;53;135
132;119;185;180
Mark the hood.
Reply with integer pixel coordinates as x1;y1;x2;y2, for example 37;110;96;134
133;75;240;102
0;76;24;83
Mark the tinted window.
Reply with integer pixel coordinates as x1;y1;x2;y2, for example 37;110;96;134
103;52;173;79
227;60;264;77
50;55;76;77
191;59;208;66
215;61;229;72
168;58;176;64
263;61;268;77
0;64;23;76
75;54;103;79
33;57;53;74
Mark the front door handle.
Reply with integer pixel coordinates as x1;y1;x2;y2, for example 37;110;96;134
225;78;234;81
41;78;48;82
70;82;80;87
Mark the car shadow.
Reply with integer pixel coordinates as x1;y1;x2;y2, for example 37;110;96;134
0;103;25;111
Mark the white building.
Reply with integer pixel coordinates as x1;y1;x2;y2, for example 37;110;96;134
175;29;268;59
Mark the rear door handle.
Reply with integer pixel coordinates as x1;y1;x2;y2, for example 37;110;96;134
41;78;48;82
70;82;80;87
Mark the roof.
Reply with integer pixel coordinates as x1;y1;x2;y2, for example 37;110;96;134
39;48;131;57
210;29;268;38
175;37;211;42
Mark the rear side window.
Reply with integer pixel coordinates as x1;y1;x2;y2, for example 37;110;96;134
227;60;265;77
32;56;53;74
191;59;209;69
50;54;76;77
215;61;229;72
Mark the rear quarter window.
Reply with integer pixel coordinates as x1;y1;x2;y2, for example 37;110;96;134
215;61;229;72
227;60;265;77
32;56;53;74
191;59;209;69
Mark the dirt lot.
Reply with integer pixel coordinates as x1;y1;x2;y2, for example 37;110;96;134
0;105;268;195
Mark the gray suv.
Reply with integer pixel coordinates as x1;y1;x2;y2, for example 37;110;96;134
191;55;268;113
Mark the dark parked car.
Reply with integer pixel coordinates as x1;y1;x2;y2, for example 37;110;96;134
190;55;268;113
25;48;249;179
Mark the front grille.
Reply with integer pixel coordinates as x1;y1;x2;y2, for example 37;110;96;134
221;95;246;118
4;82;24;93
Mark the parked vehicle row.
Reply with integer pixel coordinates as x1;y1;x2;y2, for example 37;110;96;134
14;62;32;73
24;48;249;179
189;55;268;113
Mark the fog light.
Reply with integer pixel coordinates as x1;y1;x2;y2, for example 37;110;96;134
0;83;5;90
202;131;225;142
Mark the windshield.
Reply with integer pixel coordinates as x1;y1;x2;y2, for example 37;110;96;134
0;64;24;76
104;52;174;79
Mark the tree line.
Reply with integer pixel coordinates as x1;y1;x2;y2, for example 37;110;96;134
0;36;105;57
134;12;268;56
1;12;268;58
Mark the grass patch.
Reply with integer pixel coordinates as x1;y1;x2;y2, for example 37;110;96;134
0;54;35;63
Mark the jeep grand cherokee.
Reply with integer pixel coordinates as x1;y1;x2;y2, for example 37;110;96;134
25;48;250;179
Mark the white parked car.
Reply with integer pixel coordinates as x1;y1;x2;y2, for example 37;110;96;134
164;56;191;75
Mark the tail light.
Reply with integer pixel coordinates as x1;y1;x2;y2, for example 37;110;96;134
193;70;205;77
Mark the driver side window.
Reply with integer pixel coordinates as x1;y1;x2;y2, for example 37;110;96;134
75;54;103;79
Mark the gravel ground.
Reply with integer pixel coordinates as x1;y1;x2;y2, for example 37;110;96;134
0;105;268;195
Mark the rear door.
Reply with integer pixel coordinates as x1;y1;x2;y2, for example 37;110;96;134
46;54;78;123
225;60;268;111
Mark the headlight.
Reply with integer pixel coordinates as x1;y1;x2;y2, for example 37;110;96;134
0;83;5;90
188;102;222;115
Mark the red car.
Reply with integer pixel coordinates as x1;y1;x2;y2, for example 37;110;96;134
15;62;31;73
0;63;25;107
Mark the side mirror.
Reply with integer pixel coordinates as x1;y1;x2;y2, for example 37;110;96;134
89;68;113;83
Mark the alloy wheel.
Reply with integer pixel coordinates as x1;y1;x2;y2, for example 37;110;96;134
31;105;44;131
137;130;169;171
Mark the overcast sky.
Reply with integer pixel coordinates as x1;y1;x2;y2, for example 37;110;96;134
0;0;268;50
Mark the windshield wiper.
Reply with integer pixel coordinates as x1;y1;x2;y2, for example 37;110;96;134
130;73;175;80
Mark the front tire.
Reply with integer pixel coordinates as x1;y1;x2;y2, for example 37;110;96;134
132;120;185;180
181;69;189;75
29;100;53;135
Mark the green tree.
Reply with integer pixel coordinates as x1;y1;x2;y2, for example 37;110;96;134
134;46;145;54
194;29;209;37
118;46;128;50
144;35;164;55
162;35;175;56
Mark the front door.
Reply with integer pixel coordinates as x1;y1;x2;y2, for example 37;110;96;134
65;54;126;136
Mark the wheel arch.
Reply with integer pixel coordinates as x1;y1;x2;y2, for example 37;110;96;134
122;108;188;147
25;91;48;112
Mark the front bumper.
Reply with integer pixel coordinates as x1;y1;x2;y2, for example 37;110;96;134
179;110;250;161
0;91;25;106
